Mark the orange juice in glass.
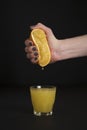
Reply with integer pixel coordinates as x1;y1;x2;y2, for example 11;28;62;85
30;85;56;116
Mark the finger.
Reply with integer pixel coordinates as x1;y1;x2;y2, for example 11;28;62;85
31;57;38;64
25;45;37;54
25;39;33;46
25;47;29;53
33;52;38;57
26;53;38;64
26;53;31;59
26;53;34;59
30;23;49;31
28;45;38;53
30;23;47;30
26;51;38;59
30;23;53;38
30;51;39;58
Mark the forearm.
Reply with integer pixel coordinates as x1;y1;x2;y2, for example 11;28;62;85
58;35;87;60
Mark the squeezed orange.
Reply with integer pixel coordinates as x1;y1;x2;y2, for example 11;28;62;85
30;29;51;67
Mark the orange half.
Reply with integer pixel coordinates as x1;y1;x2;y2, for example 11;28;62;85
30;29;51;67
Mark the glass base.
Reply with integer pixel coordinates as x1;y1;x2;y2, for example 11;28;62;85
33;111;53;116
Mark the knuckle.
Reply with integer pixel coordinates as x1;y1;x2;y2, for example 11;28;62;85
47;27;52;33
37;22;41;26
25;47;28;52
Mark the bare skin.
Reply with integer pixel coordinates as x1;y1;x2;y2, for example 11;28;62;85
24;23;87;64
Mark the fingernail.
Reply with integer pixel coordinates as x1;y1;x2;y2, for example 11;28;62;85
29;42;32;46
32;47;37;51
34;57;38;60
34;52;38;56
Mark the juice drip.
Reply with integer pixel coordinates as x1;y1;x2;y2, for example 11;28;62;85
41;67;44;70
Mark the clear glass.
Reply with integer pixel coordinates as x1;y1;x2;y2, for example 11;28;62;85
30;85;56;116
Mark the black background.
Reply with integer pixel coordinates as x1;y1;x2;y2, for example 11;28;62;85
1;0;87;88
0;1;87;130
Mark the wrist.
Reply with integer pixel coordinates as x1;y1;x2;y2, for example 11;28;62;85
58;39;77;60
51;39;64;62
58;39;70;60
55;38;77;61
57;35;87;61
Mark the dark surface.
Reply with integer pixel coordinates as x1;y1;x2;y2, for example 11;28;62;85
0;85;87;130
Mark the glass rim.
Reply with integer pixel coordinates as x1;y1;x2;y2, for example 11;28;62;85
30;85;56;89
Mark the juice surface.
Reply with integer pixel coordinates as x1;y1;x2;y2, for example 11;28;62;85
30;87;56;113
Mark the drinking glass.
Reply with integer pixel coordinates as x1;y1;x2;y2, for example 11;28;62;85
30;85;56;116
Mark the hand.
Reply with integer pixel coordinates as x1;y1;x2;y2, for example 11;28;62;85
24;23;60;64
25;23;87;64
